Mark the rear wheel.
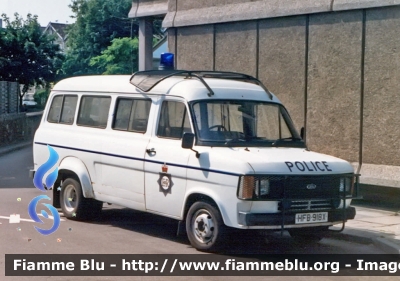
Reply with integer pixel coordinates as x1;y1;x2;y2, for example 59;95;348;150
186;201;226;252
52;180;61;208
60;178;102;220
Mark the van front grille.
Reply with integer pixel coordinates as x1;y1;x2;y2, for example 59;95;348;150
280;199;334;211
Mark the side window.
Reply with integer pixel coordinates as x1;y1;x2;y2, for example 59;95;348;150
77;96;111;128
47;95;78;124
60;96;78;124
157;101;191;139
113;98;151;133
47;96;63;123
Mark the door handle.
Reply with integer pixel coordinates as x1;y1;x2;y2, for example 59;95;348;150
146;148;156;155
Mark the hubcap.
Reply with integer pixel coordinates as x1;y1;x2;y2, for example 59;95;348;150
193;210;215;244
63;184;77;213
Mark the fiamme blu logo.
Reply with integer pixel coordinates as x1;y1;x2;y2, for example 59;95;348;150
29;145;60;235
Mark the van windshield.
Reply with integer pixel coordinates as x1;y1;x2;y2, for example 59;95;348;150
191;100;305;148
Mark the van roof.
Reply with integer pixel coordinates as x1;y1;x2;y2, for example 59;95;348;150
52;72;280;103
130;70;273;97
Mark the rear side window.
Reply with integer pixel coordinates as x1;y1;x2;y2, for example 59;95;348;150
157;101;191;139
77;96;111;128
47;95;78;124
113;98;151;133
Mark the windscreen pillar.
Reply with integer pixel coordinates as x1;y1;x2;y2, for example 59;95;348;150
139;17;153;71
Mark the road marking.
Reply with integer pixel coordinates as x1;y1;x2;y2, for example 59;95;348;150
0;215;34;222
0;214;65;222
9;214;20;223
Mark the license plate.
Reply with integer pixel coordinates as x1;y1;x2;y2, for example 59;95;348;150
295;212;328;224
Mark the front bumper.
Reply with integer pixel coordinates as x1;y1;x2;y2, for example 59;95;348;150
238;206;356;228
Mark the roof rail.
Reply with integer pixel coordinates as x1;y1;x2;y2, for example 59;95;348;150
129;70;273;99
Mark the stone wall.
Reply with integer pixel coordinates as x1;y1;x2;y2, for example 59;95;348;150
363;6;400;167
0;113;25;145
0;81;19;114
306;10;362;163
130;0;400;187
25;112;43;141
163;0;400;27
0;80;43;146
165;6;400;187
0;112;42;147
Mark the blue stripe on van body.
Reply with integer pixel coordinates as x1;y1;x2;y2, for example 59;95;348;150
35;142;241;177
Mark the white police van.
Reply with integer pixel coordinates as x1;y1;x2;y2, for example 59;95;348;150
32;70;360;251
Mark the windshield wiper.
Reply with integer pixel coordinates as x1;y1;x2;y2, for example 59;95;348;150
275;136;302;141
225;138;246;145
272;137;303;147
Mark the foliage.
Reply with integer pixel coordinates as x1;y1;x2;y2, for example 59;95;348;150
89;37;138;74
62;0;134;76
0;13;64;103
34;87;51;107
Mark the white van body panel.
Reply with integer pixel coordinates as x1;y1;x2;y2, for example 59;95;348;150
58;157;94;198
33;73;358;237
197;147;354;175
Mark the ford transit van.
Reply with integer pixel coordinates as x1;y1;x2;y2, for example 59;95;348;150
32;70;360;251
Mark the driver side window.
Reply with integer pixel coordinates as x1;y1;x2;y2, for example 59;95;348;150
157;101;191;139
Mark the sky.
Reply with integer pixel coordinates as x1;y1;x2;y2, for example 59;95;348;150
1;0;76;27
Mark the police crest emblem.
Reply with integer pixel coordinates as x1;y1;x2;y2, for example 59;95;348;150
158;163;173;196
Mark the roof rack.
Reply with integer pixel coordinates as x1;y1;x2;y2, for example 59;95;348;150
129;70;273;99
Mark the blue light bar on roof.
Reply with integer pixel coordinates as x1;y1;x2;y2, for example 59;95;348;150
159;53;174;70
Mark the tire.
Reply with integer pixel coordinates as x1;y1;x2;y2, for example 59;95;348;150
186;201;226;252
52;180;61;208
60;178;102;220
289;226;329;244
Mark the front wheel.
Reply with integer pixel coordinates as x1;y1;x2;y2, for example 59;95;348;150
186;201;225;252
60;178;102;220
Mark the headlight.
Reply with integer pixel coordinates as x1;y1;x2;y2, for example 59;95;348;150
339;177;353;195
238;176;270;199
259;179;270;196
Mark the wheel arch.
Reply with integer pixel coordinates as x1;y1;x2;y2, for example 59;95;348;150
55;156;94;199
182;192;229;226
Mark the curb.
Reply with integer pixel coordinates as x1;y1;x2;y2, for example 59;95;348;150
331;232;400;254
327;218;400;254
327;226;400;254
373;237;400;254
326;230;374;245
0;141;32;157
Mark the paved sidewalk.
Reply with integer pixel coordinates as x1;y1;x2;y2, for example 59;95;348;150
0;141;32;157
330;206;400;254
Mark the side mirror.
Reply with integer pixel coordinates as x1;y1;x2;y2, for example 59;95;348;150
182;133;200;158
300;127;305;140
182;133;195;149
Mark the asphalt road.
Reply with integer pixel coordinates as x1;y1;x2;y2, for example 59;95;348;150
0;147;389;280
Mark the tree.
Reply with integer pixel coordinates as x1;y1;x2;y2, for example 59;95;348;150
62;0;134;76
89;37;138;74
0;13;64;104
